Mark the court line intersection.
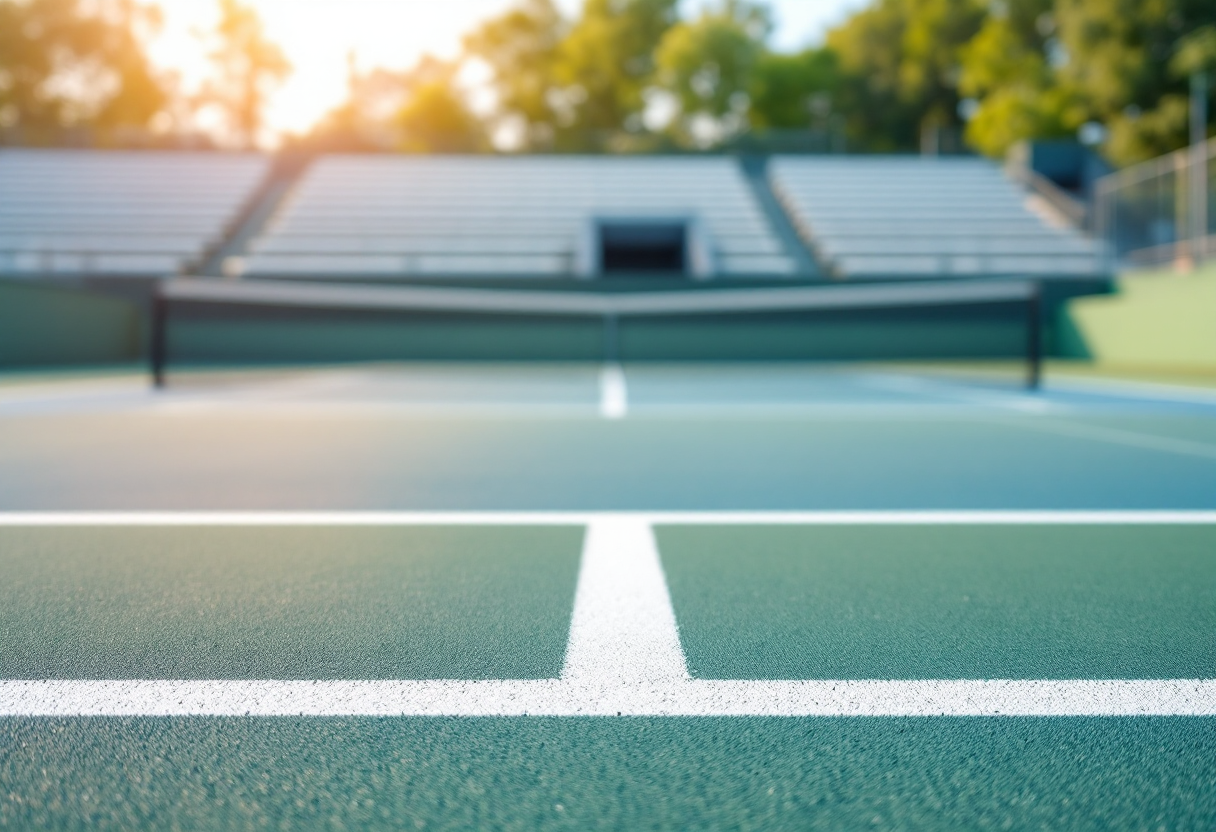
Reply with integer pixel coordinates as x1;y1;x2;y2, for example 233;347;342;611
2;511;1213;718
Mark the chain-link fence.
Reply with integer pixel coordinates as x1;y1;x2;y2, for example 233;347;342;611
1095;136;1216;270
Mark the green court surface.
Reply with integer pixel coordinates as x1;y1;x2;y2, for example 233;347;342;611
0;526;582;679
659;524;1216;679
1;365;1215;828
3;717;1214;829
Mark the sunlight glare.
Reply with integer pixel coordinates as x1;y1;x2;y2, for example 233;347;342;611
148;0;852;142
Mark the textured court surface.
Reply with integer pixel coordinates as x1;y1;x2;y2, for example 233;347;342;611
660;524;1216;680
0;525;582;680
1;364;1215;829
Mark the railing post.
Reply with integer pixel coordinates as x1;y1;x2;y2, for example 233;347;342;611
1191;137;1209;267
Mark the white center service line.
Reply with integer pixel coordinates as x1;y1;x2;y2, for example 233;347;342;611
1;513;1214;717
599;364;628;419
563;518;688;686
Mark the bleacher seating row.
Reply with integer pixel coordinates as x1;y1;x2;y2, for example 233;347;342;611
0;149;268;277
244;156;796;278
0;149;1105;282
769;157;1103;278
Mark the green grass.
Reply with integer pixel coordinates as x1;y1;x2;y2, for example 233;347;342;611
659;524;1216;679
0;525;584;679
1069;263;1216;372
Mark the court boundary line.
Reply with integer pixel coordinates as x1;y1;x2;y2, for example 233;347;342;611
3;679;1213;717
988;416;1216;462
1;511;1213;525
2;513;1214;717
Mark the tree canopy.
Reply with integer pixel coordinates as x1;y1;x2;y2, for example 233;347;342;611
0;0;166;145
200;0;291;149
1;0;1213;164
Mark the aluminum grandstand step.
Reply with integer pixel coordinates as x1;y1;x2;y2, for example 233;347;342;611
769;156;1106;280
245;155;799;279
0;149;269;278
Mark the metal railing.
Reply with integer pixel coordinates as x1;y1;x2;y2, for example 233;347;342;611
1007;163;1090;230
1094;135;1216;270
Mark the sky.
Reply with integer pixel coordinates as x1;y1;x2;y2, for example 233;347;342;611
148;0;863;139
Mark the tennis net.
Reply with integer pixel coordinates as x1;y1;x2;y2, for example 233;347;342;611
150;277;1045;388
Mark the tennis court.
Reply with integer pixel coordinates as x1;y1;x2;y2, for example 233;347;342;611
1;363;1214;828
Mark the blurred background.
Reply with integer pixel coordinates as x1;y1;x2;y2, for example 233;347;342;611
0;0;1214;380
1;0;1211;161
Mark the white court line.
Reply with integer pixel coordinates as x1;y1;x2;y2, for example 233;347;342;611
1046;375;1216;406
562;518;687;685
1;511;1214;525
1;515;1213;717
599;364;628;419
862;374;1058;414
991;416;1216;462
3;679;1214;717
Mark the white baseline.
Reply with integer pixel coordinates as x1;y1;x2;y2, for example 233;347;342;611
0;514;1213;717
1;510;1215;525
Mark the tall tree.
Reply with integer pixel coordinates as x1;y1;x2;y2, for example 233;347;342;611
747;48;840;130
464;0;566;149
0;0;166;145
554;0;680;142
304;58;411;152
960;0;1215;164
654;0;770;142
396;56;486;153
201;0;291;149
1052;0;1216;163
958;0;1080;157
827;0;984;152
465;0;678;149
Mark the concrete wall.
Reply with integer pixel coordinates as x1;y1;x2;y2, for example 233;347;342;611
0;280;143;368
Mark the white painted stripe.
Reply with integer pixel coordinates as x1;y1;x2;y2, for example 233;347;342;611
993;417;1216;461
563;519;687;684
1;679;1213;717
599;364;627;419
1046;375;1216;406
0;511;1213;526
1;513;1213;717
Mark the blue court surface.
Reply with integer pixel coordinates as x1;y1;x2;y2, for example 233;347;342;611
1;363;1214;829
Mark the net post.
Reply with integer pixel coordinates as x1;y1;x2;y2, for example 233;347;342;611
1026;280;1042;391
150;288;167;389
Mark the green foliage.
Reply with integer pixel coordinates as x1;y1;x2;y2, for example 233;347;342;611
747;49;839;129
463;0;566;148
828;0;985;152
959;0;1078;156
1172;25;1216;79
554;0;680;141
0;0;166;145
1052;0;1216;164
397;60;487;153
5;0;1214;163
655;0;770;131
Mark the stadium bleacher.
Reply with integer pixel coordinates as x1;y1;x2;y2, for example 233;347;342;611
0;149;268;278
243;155;797;279
770;156;1103;280
0;150;1109;285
